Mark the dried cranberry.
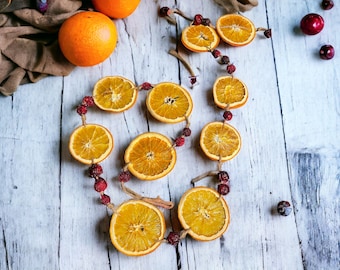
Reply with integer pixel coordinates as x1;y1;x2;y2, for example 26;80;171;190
226;64;236;74
211;49;221;58
82;96;94;107
223;110;233;121
217;183;230;195
277;201;292;216
182;127;192;137
76;105;87;115
217;171;229;183
321;0;334;10
100;194;111;205
220;55;230;65
193;14;203;25
140;82;153;90
166;232;181;246
88;164;103;178
118;171;131;182
264;29;272;38
175;137;185;147
94;178;107;192
159;7;170;17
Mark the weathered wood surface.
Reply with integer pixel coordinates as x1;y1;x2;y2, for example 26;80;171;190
0;1;339;269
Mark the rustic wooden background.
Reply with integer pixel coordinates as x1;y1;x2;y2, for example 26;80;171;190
0;0;339;269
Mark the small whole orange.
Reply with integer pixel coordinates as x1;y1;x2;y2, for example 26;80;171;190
92;0;141;19
58;11;118;67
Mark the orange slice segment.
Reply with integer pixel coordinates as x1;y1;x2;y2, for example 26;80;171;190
216;14;256;46
200;121;241;162
93;76;137;112
178;186;230;241
124;132;176;180
146;82;193;123
69;124;114;165
213;76;248;109
181;24;220;52
109;200;166;256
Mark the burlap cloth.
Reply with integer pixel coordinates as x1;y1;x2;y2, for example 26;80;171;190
0;0;257;96
0;0;86;96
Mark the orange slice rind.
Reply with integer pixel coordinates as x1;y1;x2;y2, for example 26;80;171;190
178;186;230;241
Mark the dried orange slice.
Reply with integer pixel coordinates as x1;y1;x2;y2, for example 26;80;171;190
124;132;176;180
200;122;241;162
109;200;166;256
216;14;256;46
93;76;137;112
181;24;220;52
69;124;114;165
146;82;193;123
178;186;230;241
213;76;248;109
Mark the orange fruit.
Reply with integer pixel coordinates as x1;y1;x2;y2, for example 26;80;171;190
69;124;114;165
92;0;141;19
93;76;138;112
200;122;241;162
213;76;248;110
124;132;176;180
216;14;256;46
146;82;193;123
181;24;220;52
58;11;118;67
109;200;166;256
178;186;230;241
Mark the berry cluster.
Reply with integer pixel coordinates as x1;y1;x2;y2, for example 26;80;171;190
300;1;335;60
174;126;192;147
217;171;230;195
211;49;236;75
88;163;111;205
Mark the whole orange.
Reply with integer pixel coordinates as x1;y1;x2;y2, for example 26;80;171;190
58;11;118;67
92;0;141;19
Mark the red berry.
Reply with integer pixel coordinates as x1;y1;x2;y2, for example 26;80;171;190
94;178;107;192
201;18;211;26
189;76;197;85
166;231;181;246
264;29;272;38
140;82;153;90
159;7;170;17
300;13;324;35
211;49;221;58
193;14;203;25
277;201;292;216
118;171;131;182
217;171;229;183
82;96;94;107
182;127;191;137
76;105;87;115
319;45;335;60
175;136;185;147
88;164;103;178
220;55;230;65
223;110;233;121
321;0;334;10
226;64;236;74
100;194;110;205
217;183;230;195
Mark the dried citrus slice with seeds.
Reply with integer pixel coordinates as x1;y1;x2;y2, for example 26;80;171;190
69;124;114;164
93;76;138;112
146;82;193;123
124;132;176;180
109;200;166;256
216;14;256;46
181;24;220;52
178;186;230;241
213;76;248;109
200;121;241;162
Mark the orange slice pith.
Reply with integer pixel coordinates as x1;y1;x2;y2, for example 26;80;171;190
69;124;114;165
213;76;248;109
178;186;230;241
181;24;220;52
93;76;138;112
200;121;241;162
216;14;256;46
146;82;193;123
124;132;176;180
109;200;166;256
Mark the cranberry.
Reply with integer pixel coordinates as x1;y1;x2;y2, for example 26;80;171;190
193;14;203;25
82;96;94;107
159;7;170;17
100;194;111;205
175;136;185;147
76;105;87;115
300;13;324;35
166;231;181;246
277;201;292;216
217;171;229;183
189;76;197;85
182;127;192;137
118;171;131;182
140;82;153;90
201;18;211;26
88;164;103;178
220;55;230;65
94;178;107;192
217;183;230;195
223;110;233;121
319;45;335;60
211;49;221;58
226;64;236;74
321;0;334;10
264;29;272;38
